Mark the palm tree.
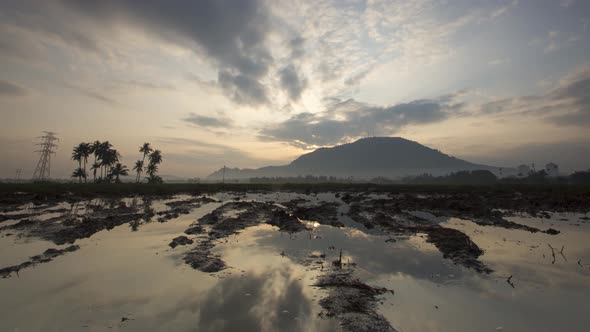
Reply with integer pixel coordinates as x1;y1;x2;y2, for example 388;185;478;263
145;150;163;183
79;143;91;183
97;141;113;179
71;167;86;183
146;163;158;177
148;149;162;166
100;148;120;183
91;162;100;183
137;143;153;183
133;160;143;183
109;163;129;183
72;144;84;171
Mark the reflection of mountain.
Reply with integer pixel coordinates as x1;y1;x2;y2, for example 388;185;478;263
207;137;498;180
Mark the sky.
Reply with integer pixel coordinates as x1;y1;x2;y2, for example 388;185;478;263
1;0;589;179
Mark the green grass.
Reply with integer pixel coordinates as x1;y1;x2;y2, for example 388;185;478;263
1;182;589;196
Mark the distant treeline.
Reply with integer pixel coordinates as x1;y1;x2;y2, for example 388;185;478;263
249;175;356;184
403;170;590;185
248;170;590;185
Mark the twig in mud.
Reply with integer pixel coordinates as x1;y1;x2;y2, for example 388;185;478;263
506;275;515;288
559;246;567;262
548;244;556;264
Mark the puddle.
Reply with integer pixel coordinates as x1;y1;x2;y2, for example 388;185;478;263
0;193;589;331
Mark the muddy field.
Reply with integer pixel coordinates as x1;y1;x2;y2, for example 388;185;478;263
1;189;589;331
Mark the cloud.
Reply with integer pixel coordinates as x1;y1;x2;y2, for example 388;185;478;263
478;65;590;126
278;65;307;101
59;0;280;106
0;79;27;97
260;95;462;148
156;137;285;173
183;113;232;128
63;83;117;106
218;70;268;106
116;80;175;91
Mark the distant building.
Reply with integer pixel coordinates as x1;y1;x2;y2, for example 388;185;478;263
545;163;559;177
517;164;531;177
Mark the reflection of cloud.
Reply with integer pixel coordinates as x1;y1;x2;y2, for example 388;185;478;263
254;225;464;282
197;268;313;332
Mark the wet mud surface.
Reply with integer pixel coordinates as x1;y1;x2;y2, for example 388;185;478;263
0;189;589;331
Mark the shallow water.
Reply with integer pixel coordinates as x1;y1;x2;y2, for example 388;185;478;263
1;193;589;331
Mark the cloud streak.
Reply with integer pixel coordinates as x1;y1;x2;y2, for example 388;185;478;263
0;79;27;97
183;113;233;128
478;65;590;126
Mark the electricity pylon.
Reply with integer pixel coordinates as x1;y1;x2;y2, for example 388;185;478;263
32;131;59;181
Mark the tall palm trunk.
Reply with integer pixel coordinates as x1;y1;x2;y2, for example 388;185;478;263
138;153;147;183
83;157;87;183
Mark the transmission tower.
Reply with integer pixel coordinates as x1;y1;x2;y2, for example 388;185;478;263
32;131;59;181
15;168;22;182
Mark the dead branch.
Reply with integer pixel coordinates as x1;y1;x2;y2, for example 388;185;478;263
548;244;556;264
559;246;567;262
506;275;515;288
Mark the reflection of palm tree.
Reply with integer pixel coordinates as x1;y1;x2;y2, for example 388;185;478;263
72;168;87;183
133;160;144;183
109;163;129;183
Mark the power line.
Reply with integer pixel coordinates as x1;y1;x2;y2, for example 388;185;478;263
32;131;59;181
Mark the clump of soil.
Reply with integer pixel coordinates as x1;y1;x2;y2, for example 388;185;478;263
288;201;344;227
268;210;309;233
183;240;226;273
169;236;194;248
157;196;217;222
0;245;80;278
314;271;396;332
345;195;568;272
0;202;149;245
413;226;492;273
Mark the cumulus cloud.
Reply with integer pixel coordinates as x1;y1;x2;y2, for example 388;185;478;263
0;79;27;97
260;96;463;148
59;0;283;106
0;0;309;107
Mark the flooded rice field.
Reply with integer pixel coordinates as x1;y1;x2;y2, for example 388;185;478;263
1;191;589;331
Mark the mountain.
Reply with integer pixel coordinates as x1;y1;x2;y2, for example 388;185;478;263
207;137;499;180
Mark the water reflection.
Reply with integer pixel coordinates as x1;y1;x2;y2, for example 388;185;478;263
198;267;322;332
1;194;590;331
